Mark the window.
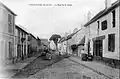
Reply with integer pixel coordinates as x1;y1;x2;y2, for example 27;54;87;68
97;21;100;29
12;16;15;33
112;10;116;27
108;34;115;52
97;21;100;35
101;20;107;30
21;32;23;38
17;30;20;43
24;45;26;56
17;44;21;57
8;42;12;58
8;14;12;33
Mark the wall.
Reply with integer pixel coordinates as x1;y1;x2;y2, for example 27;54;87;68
29;36;38;53
117;2;120;60
0;4;15;64
88;6;120;60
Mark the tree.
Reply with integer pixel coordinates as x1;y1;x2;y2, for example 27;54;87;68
49;34;61;50
71;44;78;52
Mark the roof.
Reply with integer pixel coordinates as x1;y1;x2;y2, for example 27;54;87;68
59;37;66;43
84;0;120;27
77;36;85;46
29;33;36;39
15;25;29;34
59;28;82;43
67;28;81;39
0;2;17;16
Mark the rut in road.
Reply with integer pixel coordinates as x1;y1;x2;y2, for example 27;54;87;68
12;55;63;78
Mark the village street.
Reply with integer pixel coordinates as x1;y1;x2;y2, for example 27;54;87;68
12;53;62;78
0;0;120;79
11;53;118;79
28;57;109;79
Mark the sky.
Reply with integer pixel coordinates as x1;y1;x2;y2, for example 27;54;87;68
0;0;117;39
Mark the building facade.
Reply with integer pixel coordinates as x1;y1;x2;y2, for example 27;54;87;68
40;39;49;46
66;28;85;56
84;0;120;65
75;27;86;57
28;33;38;56
15;25;29;62
0;2;16;64
58;37;67;55
49;40;56;51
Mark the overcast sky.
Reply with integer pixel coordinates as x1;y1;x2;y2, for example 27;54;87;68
1;0;116;39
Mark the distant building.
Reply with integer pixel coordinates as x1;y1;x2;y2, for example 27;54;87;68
49;40;56;51
74;28;86;57
84;0;120;65
0;2;16;64
66;28;85;56
28;33;38;56
40;39;49;46
58;37;67;55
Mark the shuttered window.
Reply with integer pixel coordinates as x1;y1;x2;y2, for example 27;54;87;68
8;14;12;33
8;42;12;58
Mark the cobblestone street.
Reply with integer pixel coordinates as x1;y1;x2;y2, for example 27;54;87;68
29;58;110;79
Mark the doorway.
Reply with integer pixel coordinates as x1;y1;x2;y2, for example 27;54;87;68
93;40;103;57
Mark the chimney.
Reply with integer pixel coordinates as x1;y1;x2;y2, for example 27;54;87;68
105;0;111;9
